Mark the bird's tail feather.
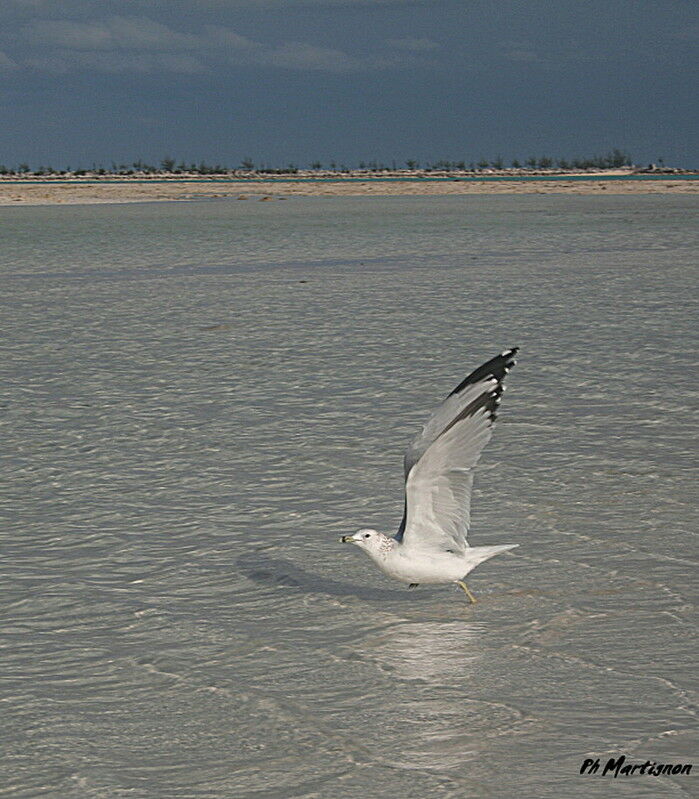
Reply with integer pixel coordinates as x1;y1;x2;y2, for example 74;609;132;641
466;544;518;568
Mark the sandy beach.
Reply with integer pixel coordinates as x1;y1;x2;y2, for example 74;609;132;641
1;175;697;206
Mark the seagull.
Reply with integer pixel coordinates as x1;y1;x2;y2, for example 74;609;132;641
341;348;519;603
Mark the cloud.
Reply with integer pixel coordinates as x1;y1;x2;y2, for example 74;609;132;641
498;40;542;64
171;0;432;5
25;17;200;51
4;0;98;15
672;22;699;41
206;27;381;71
6;0;431;15
260;41;366;71
0;50;18;69
12;14;409;73
28;20;112;49
503;48;540;63
33;51;206;74
6;0;60;6
386;37;439;52
218;32;400;72
205;25;260;52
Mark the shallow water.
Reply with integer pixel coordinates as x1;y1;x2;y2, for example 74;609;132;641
2;195;697;797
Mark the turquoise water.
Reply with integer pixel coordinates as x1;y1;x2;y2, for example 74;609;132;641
2;195;698;797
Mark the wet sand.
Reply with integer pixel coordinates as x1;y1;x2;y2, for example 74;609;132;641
1;176;697;205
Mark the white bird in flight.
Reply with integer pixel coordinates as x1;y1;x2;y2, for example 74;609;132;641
341;348;519;603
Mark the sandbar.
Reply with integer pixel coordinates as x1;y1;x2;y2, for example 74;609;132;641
1;175;697;206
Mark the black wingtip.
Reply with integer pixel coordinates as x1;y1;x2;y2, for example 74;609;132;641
441;347;519;428
449;347;519;397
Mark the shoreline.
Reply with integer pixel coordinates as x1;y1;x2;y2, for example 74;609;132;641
1;172;698;206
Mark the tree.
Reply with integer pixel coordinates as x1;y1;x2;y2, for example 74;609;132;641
161;157;176;172
607;148;631;168
511;159;521;168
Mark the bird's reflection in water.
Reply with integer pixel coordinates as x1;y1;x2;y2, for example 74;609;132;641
350;620;490;772
358;619;484;682
238;550;499;771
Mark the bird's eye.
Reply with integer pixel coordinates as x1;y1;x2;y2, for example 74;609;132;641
364;533;370;539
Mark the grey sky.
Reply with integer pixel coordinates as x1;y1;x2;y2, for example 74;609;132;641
2;0;697;168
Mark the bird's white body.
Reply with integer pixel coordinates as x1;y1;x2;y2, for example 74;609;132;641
341;349;520;600
347;529;517;585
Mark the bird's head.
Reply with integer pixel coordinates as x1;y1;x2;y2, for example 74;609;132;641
340;528;393;555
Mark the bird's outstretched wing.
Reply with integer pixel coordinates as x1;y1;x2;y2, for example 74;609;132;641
395;348;518;552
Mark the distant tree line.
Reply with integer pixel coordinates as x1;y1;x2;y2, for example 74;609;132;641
0;149;639;176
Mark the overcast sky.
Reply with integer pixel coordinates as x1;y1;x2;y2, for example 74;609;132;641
2;0;697;169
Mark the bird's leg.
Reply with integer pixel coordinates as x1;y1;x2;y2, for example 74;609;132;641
456;580;477;604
